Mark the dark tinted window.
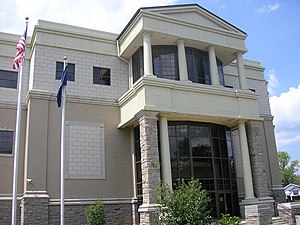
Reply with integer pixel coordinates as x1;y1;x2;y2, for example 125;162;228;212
0;70;18;89
56;62;75;81
0;130;13;154
93;67;110;85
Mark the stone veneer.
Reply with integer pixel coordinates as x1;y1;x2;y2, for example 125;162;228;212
14;195;135;225
0;199;21;224
48;203;134;225
246;121;270;198
21;194;49;225
137;110;161;224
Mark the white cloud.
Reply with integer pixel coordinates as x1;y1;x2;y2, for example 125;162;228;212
254;3;281;14
270;85;300;151
267;69;280;96
7;0;177;35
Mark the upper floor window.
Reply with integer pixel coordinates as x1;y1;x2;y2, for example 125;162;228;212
56;62;75;81
132;48;144;83
131;46;225;86
217;58;225;86
0;70;18;89
186;48;211;85
152;46;179;81
93;67;111;85
0;130;13;154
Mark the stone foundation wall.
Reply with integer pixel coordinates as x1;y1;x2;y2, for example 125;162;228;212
21;195;49;225
49;203;134;225
0;199;21;224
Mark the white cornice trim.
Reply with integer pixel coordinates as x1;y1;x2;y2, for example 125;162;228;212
118;76;259;106
26;89;119;107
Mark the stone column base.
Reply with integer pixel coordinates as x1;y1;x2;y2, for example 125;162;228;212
21;192;49;225
241;200;273;225
138;203;159;225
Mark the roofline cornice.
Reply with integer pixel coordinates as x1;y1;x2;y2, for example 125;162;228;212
117;4;247;41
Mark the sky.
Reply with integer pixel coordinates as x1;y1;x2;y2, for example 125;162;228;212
1;0;299;162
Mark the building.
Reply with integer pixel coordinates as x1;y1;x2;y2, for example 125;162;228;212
285;184;300;201
0;4;285;225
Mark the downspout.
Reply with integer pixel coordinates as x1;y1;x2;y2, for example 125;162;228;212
116;39;131;88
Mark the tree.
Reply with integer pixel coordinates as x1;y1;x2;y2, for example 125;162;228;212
87;199;105;225
155;179;212;225
278;151;300;186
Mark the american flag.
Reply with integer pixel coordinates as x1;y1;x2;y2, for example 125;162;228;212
13;23;28;70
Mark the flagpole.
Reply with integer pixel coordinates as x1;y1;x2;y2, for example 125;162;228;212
60;56;67;225
11;17;29;225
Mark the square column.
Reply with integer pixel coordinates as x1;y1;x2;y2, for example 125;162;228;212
235;52;247;89
159;116;172;189
246;121;273;199
176;40;189;82
208;45;220;86
136;110;160;224
143;33;154;77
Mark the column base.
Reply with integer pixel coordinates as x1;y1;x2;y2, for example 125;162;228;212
138;204;159;225
21;192;49;225
240;199;274;225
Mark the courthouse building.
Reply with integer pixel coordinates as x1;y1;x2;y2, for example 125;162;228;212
0;4;284;224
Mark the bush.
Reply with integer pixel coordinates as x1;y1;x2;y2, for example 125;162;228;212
87;199;105;225
155;179;212;225
217;214;240;225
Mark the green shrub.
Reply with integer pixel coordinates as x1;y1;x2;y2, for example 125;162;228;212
155;179;212;225
217;214;240;225
87;199;105;225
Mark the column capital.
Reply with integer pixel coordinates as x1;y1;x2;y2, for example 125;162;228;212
234;51;243;57
142;32;152;37
135;110;159;121
207;45;216;51
176;39;185;45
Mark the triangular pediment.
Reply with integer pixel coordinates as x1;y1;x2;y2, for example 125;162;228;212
142;4;246;35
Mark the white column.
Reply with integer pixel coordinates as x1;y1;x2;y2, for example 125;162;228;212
177;39;189;82
238;121;255;200
143;33;154;76
208;45;219;86
236;52;247;89
159;116;172;189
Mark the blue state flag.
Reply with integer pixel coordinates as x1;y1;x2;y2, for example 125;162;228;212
56;65;68;107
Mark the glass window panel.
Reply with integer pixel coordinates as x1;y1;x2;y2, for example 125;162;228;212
169;136;177;158
0;70;18;89
220;139;228;158
178;158;191;178
177;137;190;157
171;158;179;179
212;138;220;158
211;124;218;138
152;46;179;81
132;47;143;83
93;67;111;85
168;125;176;136
0;130;13;154
176;125;188;136
56;62;75;81
222;159;229;178
193;158;213;178
218;126;226;139
227;141;233;157
191;137;211;157
214;159;222;178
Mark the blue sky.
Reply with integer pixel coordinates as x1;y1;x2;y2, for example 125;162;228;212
1;0;299;162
